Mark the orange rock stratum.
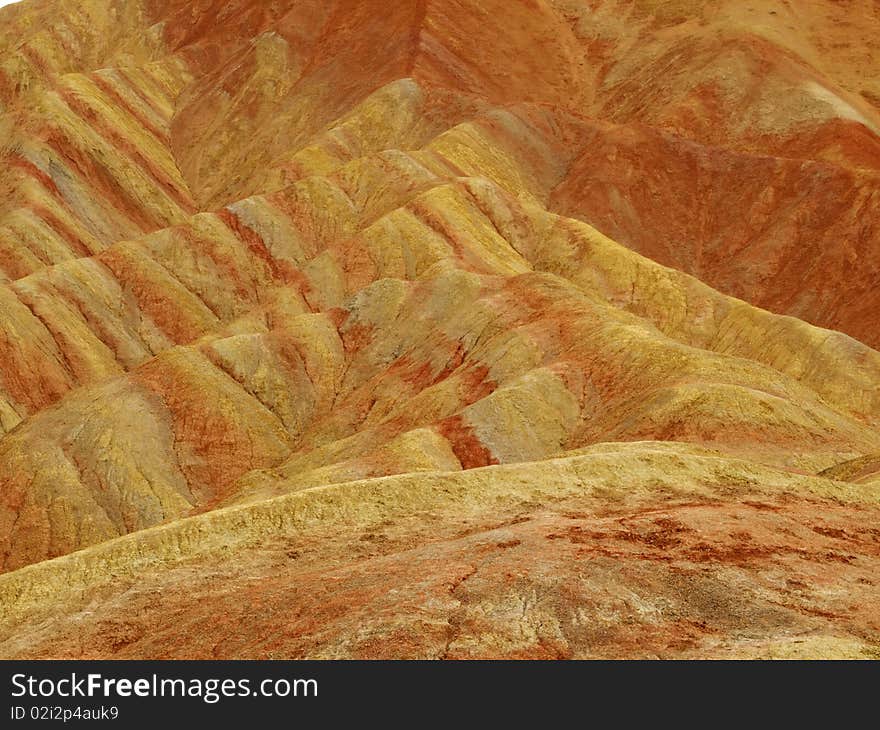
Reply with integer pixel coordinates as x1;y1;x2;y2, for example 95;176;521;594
0;0;878;659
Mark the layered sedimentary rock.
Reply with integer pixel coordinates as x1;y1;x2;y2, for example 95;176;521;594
0;0;878;659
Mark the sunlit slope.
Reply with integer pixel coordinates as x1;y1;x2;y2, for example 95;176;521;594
1;158;879;571
0;443;878;659
0;0;878;659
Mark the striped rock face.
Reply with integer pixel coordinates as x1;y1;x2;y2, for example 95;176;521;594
0;0;879;659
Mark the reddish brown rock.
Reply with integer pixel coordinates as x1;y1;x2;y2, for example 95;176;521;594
0;0;878;659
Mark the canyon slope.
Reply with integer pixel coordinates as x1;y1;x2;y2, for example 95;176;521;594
0;0;878;659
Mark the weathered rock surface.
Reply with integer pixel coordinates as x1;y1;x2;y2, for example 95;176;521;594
0;0;878;659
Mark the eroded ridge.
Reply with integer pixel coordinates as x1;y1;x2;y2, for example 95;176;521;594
0;0;878;659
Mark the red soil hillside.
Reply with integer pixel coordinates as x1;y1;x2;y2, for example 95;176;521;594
0;0;878;659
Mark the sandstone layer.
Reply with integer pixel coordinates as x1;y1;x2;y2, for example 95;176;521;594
0;0;878;659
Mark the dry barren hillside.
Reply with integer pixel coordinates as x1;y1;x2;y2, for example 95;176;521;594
0;0;878;659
